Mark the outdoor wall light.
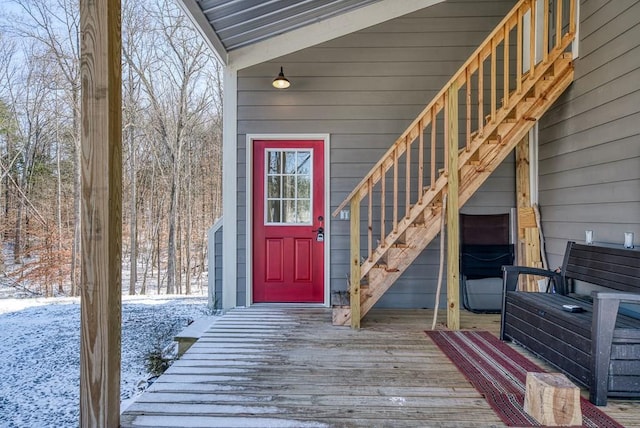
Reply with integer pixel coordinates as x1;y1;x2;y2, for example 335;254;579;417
625;232;634;249
272;67;290;89
585;230;593;245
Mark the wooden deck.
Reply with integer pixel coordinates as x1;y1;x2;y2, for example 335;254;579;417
121;307;640;427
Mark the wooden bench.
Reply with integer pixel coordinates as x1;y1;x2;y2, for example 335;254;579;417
500;241;640;405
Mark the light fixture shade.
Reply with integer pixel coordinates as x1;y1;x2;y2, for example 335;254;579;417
272;66;290;89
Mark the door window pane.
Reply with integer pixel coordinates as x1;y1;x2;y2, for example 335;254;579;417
283;176;296;199
297;152;311;174
282;200;296;223
284;151;297;174
267;200;281;223
267;176;281;199
267;151;281;174
265;149;313;224
297;200;310;223
297;176;310;199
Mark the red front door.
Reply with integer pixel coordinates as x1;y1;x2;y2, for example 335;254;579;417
252;140;325;303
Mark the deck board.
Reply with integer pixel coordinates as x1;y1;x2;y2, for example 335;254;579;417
121;307;640;427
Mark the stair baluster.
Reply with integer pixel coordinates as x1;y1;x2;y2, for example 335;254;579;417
333;0;576;328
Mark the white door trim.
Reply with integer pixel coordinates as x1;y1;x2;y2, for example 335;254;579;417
246;134;331;307
222;67;238;311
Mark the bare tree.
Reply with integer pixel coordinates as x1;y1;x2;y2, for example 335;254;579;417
122;0;152;295
0;0;223;296
124;0;218;294
6;0;82;293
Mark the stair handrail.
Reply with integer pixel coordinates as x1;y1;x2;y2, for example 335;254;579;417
332;0;576;217
334;0;576;328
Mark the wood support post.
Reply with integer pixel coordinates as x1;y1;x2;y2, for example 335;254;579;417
350;198;361;329
516;133;542;291
516;133;530;265
79;0;122;426
446;83;460;330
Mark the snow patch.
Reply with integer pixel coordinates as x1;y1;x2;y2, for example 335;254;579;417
0;295;209;427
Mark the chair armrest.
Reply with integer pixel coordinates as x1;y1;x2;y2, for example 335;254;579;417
502;265;563;293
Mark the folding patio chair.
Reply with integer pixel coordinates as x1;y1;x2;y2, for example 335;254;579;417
460;213;514;313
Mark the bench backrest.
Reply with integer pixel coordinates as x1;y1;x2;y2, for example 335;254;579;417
560;241;640;295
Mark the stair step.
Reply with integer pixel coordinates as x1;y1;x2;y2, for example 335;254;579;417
430;203;443;215
382;246;407;271
342;36;575;325
412;211;426;225
478;142;495;160
461;164;484;178
516;99;536;116
497;122;514;134
466;149;480;163
391;243;409;249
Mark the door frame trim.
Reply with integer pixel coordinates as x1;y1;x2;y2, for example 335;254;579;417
246;134;331;307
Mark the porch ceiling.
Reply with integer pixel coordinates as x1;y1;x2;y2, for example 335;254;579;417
178;0;445;68
196;0;382;52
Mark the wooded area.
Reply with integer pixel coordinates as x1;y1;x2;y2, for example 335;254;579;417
0;0;222;297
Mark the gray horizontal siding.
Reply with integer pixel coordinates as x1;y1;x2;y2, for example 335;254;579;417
237;0;517;308
538;0;640;268
214;226;223;309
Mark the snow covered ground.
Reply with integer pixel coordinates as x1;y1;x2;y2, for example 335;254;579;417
0;293;211;428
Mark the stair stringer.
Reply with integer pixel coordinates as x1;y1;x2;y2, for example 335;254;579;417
358;51;574;282
336;55;575;326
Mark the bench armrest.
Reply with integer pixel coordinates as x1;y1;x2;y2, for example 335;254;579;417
500;266;564;341
502;265;563;293
590;290;640;405
592;291;640;303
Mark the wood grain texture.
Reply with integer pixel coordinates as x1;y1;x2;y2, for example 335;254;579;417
350;198;361;329
524;372;582;426
446;83;460;330
121;307;640;427
516;134;538;292
79;0;122;426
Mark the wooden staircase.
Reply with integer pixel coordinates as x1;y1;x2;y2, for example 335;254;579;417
332;0;576;328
